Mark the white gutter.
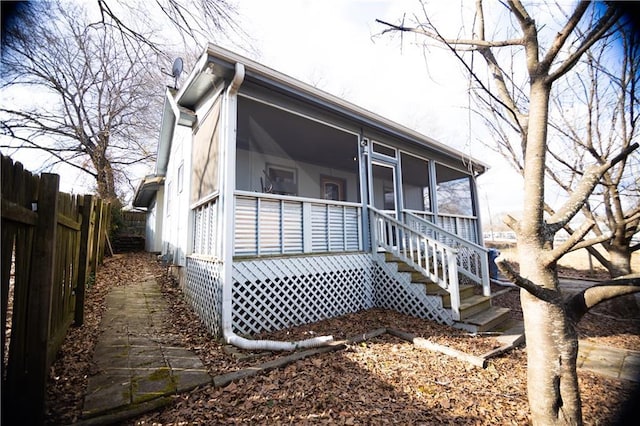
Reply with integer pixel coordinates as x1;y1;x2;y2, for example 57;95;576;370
220;62;334;351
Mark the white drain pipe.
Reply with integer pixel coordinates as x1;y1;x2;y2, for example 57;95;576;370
220;62;333;351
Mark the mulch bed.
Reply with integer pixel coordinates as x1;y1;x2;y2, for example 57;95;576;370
44;253;639;425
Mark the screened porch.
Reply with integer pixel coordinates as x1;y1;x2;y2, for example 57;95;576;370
221;94;481;258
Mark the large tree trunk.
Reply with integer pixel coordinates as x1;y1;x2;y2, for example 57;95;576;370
520;79;584;425
94;155;118;202
521;284;583;424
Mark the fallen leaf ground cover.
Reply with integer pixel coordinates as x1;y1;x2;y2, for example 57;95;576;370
44;253;639;425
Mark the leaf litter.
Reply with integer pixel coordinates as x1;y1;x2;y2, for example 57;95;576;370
44;253;638;425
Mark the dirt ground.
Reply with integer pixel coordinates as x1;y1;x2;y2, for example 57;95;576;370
44;252;640;425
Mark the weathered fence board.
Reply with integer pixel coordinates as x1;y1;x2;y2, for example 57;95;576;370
1;154;109;425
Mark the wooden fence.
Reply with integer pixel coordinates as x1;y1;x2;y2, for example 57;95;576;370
1;155;110;425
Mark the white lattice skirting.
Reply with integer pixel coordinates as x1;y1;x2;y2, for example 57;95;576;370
232;254;374;335
184;252;454;339
184;256;223;337
372;253;453;325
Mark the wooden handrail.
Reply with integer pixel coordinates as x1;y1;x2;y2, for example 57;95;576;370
369;206;461;320
403;211;490;297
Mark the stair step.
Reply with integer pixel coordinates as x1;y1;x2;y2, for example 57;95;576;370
456;295;492;320
455;307;512;333
424;284;475;304
411;272;432;283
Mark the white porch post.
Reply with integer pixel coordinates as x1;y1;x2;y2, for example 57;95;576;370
428;160;439;221
220;64;245;335
359;137;370;251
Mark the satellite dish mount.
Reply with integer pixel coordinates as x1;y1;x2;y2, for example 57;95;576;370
171;57;183;90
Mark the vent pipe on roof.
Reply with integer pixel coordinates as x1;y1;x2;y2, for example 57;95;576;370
220;62;334;351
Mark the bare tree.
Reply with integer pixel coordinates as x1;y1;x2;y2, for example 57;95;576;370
0;1;163;202
465;10;640;281
378;1;639;424
544;28;640;279
94;0;243;58
0;0;242;203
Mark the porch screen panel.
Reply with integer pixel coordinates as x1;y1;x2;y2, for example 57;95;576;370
435;163;474;217
235;196;258;255
401;153;431;212
236;96;360;202
191;98;221;204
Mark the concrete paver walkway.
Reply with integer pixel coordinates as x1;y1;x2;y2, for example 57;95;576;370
578;340;640;382
81;268;211;421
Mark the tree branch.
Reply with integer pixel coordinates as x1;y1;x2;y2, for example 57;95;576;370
566;278;640;322
374;19;524;47
547;143;639;232
539;1;590;72
547;5;621;83
542;219;594;265
496;258;561;303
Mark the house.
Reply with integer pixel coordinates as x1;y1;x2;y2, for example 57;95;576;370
133;44;509;350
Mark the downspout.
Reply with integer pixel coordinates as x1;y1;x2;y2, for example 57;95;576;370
221;62;333;351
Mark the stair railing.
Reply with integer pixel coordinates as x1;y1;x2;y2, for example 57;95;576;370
369;206;461;320
403;211;490;297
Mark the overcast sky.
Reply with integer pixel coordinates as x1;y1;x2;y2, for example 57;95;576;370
2;0;525;227
225;0;524;225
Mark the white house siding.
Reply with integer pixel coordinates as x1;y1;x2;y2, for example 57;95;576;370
162;125;193;266
145;188;165;252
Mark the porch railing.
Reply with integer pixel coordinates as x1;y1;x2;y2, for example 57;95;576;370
403;211;490;297
234;191;362;256
405;209;480;244
369;206;462;320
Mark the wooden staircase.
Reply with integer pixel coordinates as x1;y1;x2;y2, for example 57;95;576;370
384;253;511;333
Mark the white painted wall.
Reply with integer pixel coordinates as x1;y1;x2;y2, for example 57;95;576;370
145;187;165;252
162;124;193;266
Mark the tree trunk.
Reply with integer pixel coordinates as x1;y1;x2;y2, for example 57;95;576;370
608;244;632;278
600;245;639;318
95;157;118;202
521;289;583;425
520;79;583;425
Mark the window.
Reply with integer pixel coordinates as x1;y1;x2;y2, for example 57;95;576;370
264;164;297;196
177;162;184;193
372;142;396;158
401;153;431;211
435;163;474;216
320;175;346;201
166;181;172;216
